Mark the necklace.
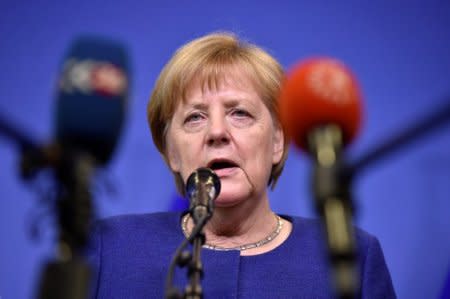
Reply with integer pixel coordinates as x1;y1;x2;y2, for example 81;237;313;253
181;213;283;251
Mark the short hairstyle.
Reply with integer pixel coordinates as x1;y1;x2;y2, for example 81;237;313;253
147;32;289;195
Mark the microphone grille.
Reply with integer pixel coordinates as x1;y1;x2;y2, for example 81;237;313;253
186;168;221;199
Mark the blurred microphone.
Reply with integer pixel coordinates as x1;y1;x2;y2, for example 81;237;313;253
20;36;129;178
279;57;362;150
279;57;362;299
55;36;129;164
186;168;221;223
34;36;130;299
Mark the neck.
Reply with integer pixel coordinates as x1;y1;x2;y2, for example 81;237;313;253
200;193;276;248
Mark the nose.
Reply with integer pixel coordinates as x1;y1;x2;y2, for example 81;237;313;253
206;113;230;147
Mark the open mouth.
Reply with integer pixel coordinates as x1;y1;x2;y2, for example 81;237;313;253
207;159;238;173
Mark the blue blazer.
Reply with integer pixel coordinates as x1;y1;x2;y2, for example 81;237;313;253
86;212;396;298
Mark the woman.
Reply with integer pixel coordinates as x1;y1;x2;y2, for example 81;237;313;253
87;32;396;298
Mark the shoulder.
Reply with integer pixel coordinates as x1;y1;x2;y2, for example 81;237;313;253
284;214;380;250
284;214;396;297
86;211;185;265
86;212;185;298
91;211;184;246
96;211;182;230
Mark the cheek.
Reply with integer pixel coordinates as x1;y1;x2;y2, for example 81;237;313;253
239;128;275;174
167;132;204;178
166;140;181;173
166;128;186;173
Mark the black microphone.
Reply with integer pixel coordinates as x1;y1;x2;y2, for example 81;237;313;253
186;168;221;223
180;168;220;299
165;169;220;299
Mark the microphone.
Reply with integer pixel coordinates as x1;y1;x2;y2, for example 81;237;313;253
55;36;129;165
19;36;129;178
186;168;221;223
165;168;220;299
279;57;362;299
33;36;130;299
279;57;362;151
172;168;220;299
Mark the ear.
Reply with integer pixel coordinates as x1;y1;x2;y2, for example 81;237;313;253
272;123;284;165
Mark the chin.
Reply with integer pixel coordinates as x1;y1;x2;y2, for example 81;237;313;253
213;187;250;208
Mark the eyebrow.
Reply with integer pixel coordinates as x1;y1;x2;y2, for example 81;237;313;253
186;98;249;109
181;91;263;119
189;102;209;110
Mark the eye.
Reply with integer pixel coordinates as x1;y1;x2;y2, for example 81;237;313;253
231;108;251;118
184;112;204;124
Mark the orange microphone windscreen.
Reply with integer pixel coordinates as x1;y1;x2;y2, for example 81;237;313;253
279;57;363;151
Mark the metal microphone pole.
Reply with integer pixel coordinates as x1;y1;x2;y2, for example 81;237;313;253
313;98;450;298
0;114;94;299
35;149;94;299
165;168;219;299
184;218;208;299
346;99;450;180
308;125;358;299
184;178;213;299
165;215;210;299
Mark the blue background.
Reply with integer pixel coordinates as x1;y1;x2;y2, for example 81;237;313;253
1;1;449;298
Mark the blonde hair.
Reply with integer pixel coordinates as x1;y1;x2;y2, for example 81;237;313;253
147;32;289;195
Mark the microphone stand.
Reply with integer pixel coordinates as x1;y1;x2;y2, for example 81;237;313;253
308;99;450;299
166;168;219;299
0;115;94;299
346;99;450;179
166;175;216;299
308;125;358;299
35;150;94;299
165;215;210;299
185;216;207;299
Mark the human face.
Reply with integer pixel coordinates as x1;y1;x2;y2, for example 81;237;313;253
165;70;284;207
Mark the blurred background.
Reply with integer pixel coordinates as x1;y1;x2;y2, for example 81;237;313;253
1;1;449;298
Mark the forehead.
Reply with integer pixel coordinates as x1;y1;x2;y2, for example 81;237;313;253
182;66;260;104
191;76;256;100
